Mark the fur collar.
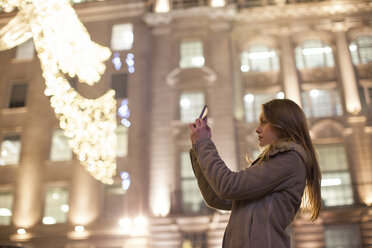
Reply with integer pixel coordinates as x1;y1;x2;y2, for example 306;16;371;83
253;141;310;166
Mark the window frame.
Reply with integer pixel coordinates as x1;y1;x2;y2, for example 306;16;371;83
0;187;14;226
110;23;134;51
240;44;280;73
295;39;335;70
177;150;207;215
49;129;73;162
315;142;355;207
349;35;372;65
0;133;22;166
300;82;344;119
5;82;28;110
42;183;70;225
179;90;206;123
179;39;205;69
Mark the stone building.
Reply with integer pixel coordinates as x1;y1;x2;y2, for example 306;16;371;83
0;0;371;247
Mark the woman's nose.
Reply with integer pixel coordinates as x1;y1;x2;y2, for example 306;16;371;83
256;125;261;133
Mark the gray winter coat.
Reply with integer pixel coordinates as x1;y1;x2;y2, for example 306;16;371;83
189;138;308;248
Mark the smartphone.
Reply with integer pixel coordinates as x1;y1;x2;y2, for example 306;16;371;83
199;105;208;120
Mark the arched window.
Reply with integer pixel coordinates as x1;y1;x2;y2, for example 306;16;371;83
295;39;334;69
240;45;280;72
349;35;372;65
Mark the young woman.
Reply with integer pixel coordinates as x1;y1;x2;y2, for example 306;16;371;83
188;99;321;248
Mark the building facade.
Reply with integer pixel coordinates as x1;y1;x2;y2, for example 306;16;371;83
0;0;372;247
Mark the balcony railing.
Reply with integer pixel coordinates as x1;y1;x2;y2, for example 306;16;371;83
235;0;328;8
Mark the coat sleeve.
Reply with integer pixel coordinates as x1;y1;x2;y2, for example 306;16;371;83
189;148;233;210
193;138;303;201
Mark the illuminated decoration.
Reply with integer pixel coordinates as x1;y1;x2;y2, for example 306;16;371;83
120;171;131;191
126;53;135;74
0;0;117;184
112;52;122;71
118;99;131;127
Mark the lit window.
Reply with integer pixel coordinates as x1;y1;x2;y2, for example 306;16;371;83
295;40;334;69
43;186;69;224
180;41;205;68
0;192;13;226
0;135;21;166
8;83;28;108
15;39;34;61
180;92;205;123
180;152;206;214
116;125;128;157
182;232;207;248
103;183;126;218
301;88;343;118
349;35;372;65
111;23;133;51
111;73;128;99
244;92;283;123
325;225;360;248
241;45;279;72
316;144;354;207
50;130;72;161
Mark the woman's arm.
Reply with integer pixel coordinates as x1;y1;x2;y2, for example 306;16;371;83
189;148;232;210
193;138;306;201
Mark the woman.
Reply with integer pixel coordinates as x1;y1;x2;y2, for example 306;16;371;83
188;99;321;248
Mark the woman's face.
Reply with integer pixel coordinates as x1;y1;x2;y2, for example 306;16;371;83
256;112;280;147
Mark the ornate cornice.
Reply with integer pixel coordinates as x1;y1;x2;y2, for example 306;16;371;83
144;1;372;27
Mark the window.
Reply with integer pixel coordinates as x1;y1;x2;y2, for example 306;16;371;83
0;135;21;166
325;225;360;248
241;45;280;72
103;183;126;218
295;39;334;69
244;92;284;123
350;35;372;65
172;0;208;9
358;84;372;111
8;83;28;108
316;144;354;207
111;73;128;99
180;151;205;214
0;192;13;225
15;39;34;61
180;92;205;123
111;23;133;51
116;125;128;157
182;232;207;248
180;41;205;68
43;186;69;224
50;130;72;161
301;88;343;118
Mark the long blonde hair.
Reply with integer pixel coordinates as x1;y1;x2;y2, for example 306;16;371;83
260;99;322;221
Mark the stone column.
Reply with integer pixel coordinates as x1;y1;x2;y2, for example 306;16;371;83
280;33;302;107
334;25;361;114
68;160;100;226
12;71;50;229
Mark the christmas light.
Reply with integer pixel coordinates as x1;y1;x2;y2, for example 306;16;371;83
0;0;117;184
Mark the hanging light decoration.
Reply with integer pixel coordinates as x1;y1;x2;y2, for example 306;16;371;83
0;0;117;184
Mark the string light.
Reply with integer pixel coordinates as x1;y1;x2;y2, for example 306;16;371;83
0;0;117;184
